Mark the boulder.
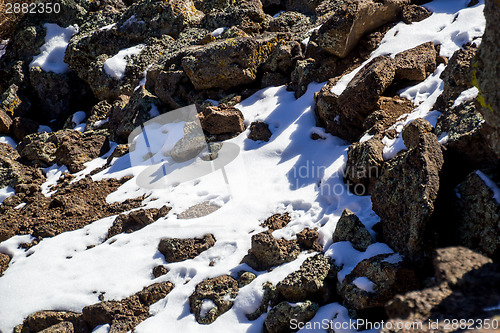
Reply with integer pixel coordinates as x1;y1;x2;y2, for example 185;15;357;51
476;0;500;159
170;122;208;162
264;301;319;333
241;230;301;271
401;4;432;24
267;11;313;33
158;234;216;263
86;100;112;131
332;209;373;251
338;253;418;311
199;105;245;135
248;121;272;142
189;275;239;324
436;44;477;110
455;171;500;260
372;119;444;261
107;206;171;239
344;136;385;195
276;254;334;302
295;228;322;252
312;0;408;58
394;41;437;82
0;143;45;189
181;33;287;90
19;311;80;333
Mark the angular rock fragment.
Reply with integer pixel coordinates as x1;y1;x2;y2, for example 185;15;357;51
107;206;171;239
158;234;216;263
248;121;272;142
332;209;373;251
401;4;432;24
199;105;245;135
264;301;318;333
189;275;239;324
394;41;437;82
260;212;291;231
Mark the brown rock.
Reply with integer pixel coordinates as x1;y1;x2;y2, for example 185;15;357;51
296;228;322;252
401;118;434;149
189;275;239;324
332;209;373;251
363;96;415;133
152;265;169;278
401;4;432;24
0;109;12;134
395;42;437;82
338;253;418;310
248;121;272;142
158;234;216;263
0;252;10;276
199;105;245;135
264;301;319;333
55;132;110;173
372;122;444;262
39;321;74;333
21;311;80;333
260;212;291;231
107;206;170;239
11;116;39;141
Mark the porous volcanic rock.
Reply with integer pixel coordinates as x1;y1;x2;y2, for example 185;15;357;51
332;209;373;251
158;234;216;263
401;4;432;24
107;206;171;239
0;252;10;276
264;300;319;333
248;121;272;142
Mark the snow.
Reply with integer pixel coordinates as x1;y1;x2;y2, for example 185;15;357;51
0;186;15;204
94;118;109;128
38;125;53;133
92;324;110;333
452;87;479;107
484;302;500;312
211;28;227;38
352;277;376;293
200;299;216;318
0;136;17;148
149;104;160;118
0;39;8;59
30;23;78;74
382;253;403;264
100;23;116;31
476;170;500;204
14;203;26;210
0;1;489;332
437;132;449;145
103;44;145;80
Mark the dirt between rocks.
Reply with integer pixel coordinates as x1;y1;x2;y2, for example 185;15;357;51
0;176;144;244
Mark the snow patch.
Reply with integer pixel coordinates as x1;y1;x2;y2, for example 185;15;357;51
452;87;479;107
104;44;145;80
353;277;376;293
476;170;500;204
0;186;15;204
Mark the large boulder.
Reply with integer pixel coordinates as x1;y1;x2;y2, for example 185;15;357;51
181;33;287;90
276;254;334;303
189;275;239;324
331;209;373;251
476;0;500;159
312;0;409;58
338;253;418;311
455;171;500;260
158;234;216;263
264;301;319;333
372;119;444;262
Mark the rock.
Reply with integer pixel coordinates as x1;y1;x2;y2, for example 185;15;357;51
401;4;432;24
0;109;12;134
0;252;10;276
238;271;256;287
246;282;280;320
455;171;500;259
189;275;239;324
260;212;291;231
11;116;39;141
106;144;129;164
476;0;500;159
86;100;112;131
200;0;265;33
332;209;373;251
82;281;174;332
339;253;418;311
264;300;319;333
401;118;434;149
276;254;333;302
372;119;444;262
434;100;496;169
362;96;415;136
158;234;216;263
267;11;312;33
436;44;477;110
394;42;437;82
344;136;384;195
241;230;301;271
199;105;245;135
107;206;171;239
152;265;169;278
0;84;30;119
248;121;272;142
39;321;74;333
385;247;500;327
315;55;396;142
89;0;126;13
109;88;162;142
20;311;80;333
17;130;109;171
295;228;322;252
170;122;208;162
0;142;45;189
312;0;408;58
182;33;287;90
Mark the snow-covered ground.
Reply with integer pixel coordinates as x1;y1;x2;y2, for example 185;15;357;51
0;1;487;332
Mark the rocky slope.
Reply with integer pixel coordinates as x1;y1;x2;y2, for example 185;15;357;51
0;0;499;332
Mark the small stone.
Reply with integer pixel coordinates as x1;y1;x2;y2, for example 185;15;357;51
158;234;216;263
332;209;373;251
152;265;169;278
238;271;256;287
248;121;272;142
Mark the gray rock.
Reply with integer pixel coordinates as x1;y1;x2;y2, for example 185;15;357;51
332;209;373;251
264;301;319;333
189;275;239;324
276;254;333;302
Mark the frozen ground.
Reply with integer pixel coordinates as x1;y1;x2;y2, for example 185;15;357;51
0;1;487;332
